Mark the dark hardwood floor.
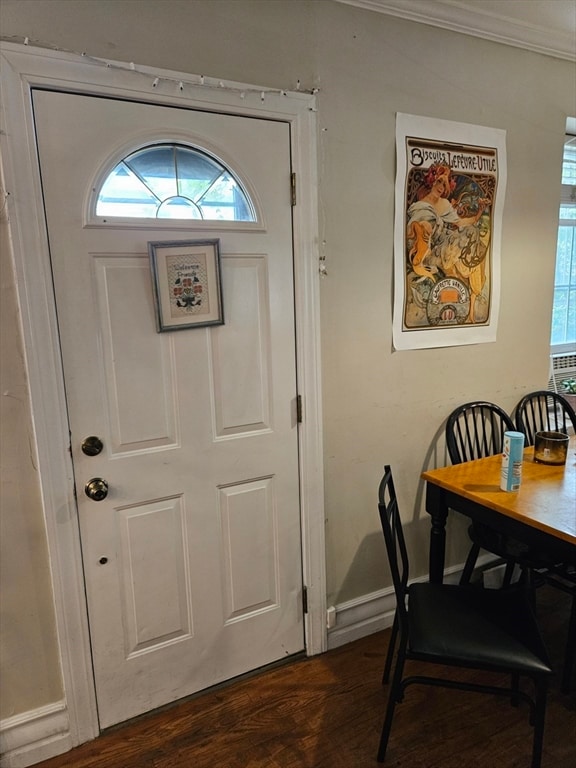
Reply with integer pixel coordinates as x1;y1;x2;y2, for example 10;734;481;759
36;584;575;768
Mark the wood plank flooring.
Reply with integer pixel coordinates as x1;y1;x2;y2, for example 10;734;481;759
35;584;575;768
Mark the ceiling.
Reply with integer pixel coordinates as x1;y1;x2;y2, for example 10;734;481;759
334;0;576;61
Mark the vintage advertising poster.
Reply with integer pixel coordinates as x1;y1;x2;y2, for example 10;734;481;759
393;114;506;350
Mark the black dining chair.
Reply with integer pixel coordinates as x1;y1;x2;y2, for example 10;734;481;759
376;465;552;768
514;389;576;694
383;401;523;689
445;400;520;587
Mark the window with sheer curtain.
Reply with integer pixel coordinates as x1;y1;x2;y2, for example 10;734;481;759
551;134;576;352
549;133;576;396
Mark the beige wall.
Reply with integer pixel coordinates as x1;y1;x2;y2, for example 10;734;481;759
0;212;63;719
1;0;573;723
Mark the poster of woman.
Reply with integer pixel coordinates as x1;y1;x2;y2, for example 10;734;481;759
393;114;507;350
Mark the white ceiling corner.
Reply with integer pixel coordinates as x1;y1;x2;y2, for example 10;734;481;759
333;0;576;62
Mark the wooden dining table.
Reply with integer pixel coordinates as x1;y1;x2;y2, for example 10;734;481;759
422;436;576;583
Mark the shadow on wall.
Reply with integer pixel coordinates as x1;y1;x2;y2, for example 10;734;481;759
335;412;470;605
417;411;479;569
333;412;471;605
334;516;436;607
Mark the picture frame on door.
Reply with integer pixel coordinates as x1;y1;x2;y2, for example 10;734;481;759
148;239;224;331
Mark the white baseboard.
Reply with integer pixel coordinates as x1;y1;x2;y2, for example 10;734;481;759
327;586;395;650
0;702;72;768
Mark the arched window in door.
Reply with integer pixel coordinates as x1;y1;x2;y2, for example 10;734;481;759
96;143;256;221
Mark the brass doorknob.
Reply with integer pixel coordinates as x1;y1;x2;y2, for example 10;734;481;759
85;477;108;501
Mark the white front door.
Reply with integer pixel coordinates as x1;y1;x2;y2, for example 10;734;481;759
33;89;304;729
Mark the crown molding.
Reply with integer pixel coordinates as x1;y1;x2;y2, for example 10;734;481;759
334;0;576;62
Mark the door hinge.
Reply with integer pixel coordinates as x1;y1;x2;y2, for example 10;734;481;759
302;585;309;614
296;394;303;423
290;172;296;206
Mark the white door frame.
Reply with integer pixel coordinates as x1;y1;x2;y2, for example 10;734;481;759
0;42;325;747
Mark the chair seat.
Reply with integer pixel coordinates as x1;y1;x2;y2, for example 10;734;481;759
408;583;552;676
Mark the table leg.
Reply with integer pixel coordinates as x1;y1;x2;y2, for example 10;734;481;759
425;483;448;584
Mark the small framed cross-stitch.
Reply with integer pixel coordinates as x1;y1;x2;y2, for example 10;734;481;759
148;239;224;331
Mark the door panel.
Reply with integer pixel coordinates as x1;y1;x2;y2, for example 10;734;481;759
212;256;272;434
32;89;303;728
219;477;278;619
94;254;179;451
118;496;191;654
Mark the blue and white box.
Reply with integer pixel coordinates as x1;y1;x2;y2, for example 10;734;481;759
500;431;525;492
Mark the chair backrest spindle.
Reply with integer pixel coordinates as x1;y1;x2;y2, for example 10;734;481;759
515;391;576;445
446;401;515;464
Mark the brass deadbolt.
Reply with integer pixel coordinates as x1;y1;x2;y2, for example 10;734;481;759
82;436;104;456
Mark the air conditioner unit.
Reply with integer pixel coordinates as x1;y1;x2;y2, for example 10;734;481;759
548;351;576;393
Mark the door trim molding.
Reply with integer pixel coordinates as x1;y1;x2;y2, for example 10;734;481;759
0;42;325;748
